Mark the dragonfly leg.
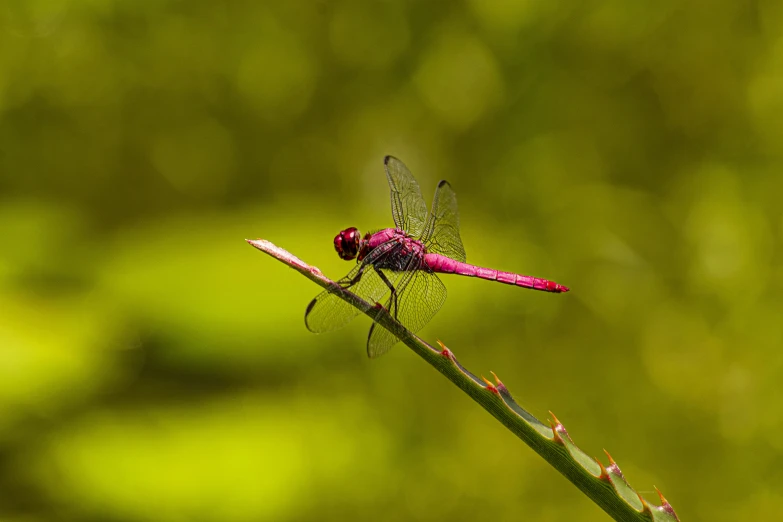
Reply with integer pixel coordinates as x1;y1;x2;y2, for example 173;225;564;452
373;266;399;320
340;263;369;289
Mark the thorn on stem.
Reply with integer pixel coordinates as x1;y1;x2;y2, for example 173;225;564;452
596;458;611;482
481;375;499;394
603;449;625;480
548;418;565;445
654;486;678;517
436;340;453;359
637;491;652;515
603;449;617;466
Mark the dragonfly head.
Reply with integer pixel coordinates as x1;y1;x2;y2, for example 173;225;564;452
334;227;362;260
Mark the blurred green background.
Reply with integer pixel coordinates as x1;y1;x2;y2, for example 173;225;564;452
1;0;782;520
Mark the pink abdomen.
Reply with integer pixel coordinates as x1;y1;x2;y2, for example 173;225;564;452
424;253;569;293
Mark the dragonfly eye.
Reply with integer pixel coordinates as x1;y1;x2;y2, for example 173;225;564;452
334;227;361;260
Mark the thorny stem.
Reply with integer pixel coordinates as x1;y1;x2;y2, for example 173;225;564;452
246;239;680;522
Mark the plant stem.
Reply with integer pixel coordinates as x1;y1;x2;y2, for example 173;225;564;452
246;239;680;522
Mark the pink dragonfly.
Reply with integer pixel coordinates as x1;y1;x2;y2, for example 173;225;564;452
305;156;569;357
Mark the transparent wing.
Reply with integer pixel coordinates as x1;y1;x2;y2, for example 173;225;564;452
421;180;466;263
366;266;448;358
305;243;403;333
384;155;429;238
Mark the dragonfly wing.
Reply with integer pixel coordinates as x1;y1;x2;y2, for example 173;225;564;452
384;156;429;238
305;242;404;333
421;180;466;263
366;266;447;358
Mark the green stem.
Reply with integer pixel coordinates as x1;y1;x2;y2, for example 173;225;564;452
247;239;680;522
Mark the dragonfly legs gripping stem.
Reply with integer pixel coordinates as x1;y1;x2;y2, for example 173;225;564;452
335;263;398;322
339;263;370;290
373;266;399;321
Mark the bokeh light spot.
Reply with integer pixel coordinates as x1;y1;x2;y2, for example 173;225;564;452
414;29;504;131
150;117;236;198
236;18;317;123
329;0;409;69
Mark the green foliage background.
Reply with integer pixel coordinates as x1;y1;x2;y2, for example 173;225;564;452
1;1;782;520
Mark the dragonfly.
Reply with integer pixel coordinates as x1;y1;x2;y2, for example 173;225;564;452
305;156;569;358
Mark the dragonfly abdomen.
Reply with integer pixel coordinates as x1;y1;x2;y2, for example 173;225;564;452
424;254;569;293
